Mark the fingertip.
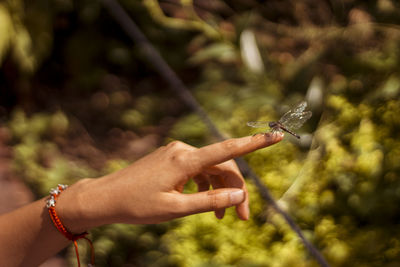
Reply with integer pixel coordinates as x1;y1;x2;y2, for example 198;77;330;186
215;209;225;219
251;131;284;147
242;205;250;220
236;201;250;220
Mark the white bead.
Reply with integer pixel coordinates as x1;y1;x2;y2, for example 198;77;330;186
50;188;59;195
58;184;68;190
46;197;56;208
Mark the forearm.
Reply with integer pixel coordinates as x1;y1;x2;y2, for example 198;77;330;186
0;177;118;266
0;198;70;267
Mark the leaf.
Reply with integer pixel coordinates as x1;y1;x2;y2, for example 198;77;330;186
0;4;14;64
12;25;35;73
188;43;237;64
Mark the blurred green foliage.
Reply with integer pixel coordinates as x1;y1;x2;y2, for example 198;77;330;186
2;0;400;266
9;109;96;195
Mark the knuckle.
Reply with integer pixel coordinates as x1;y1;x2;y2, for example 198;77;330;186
208;191;218;210
170;150;199;176
167;141;199;175
167;196;187;217
167;140;185;149
170;150;189;166
167;140;195;152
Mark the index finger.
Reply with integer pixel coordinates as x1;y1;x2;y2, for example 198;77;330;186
191;132;284;169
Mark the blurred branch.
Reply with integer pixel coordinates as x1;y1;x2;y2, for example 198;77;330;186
143;0;224;40
262;20;400;43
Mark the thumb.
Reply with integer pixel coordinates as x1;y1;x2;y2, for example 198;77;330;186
176;188;245;216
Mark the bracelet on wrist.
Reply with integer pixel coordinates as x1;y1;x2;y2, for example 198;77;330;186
46;184;95;267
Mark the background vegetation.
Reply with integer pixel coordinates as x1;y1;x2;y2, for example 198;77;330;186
1;0;400;266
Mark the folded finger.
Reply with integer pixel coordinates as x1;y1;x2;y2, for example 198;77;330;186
174;188;246;218
193;173;210;192
206;161;249;220
209;174;227;219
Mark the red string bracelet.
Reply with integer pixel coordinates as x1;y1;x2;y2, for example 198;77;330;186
46;184;95;267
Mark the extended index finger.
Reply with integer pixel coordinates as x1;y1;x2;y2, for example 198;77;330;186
191;132;284;170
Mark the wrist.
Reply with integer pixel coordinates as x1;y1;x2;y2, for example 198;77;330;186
46;182;96;266
56;178;98;234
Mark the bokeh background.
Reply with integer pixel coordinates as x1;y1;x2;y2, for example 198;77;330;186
1;0;400;266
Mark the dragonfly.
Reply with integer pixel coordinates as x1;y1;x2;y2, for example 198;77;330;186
247;101;312;139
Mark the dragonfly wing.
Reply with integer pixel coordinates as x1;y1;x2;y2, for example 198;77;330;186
280;111;312;130
247;121;270;128
279;101;307;125
293;101;307;113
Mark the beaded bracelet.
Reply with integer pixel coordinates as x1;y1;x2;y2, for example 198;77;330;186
46;184;95;267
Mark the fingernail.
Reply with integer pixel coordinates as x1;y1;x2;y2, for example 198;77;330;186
229;190;245;205
244;205;250;220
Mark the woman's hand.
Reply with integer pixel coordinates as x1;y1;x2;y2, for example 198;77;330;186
57;133;283;233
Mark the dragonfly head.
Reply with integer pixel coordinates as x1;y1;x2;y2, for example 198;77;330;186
268;121;278;128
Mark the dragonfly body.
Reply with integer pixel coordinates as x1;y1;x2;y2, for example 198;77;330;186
268;121;301;139
248;101;312;139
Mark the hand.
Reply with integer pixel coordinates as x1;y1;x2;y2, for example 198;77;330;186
57;133;283;232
